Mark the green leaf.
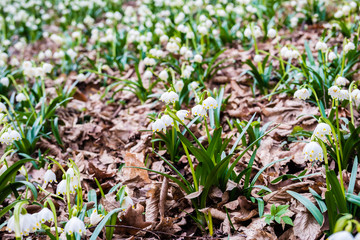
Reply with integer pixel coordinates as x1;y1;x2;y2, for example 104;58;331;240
287;190;323;225
326;171;347;213
348;156;358;194
90;208;122;240
282;216;294;226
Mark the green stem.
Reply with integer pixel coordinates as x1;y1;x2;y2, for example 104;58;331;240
348;82;356;126
175;124;198;191
318;140;330;191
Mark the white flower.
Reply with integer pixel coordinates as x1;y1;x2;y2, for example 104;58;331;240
42;63;53;73
37;208;54;223
0;131;12;144
64;217;86;236
44;169;57;185
161;115;174;127
328;51;337;61
254;55;263;63
328;86;341;99
120;195;134;210
77;73;87;82
335;76;349;86
16;93;27;102
152;119;166;133
176;110;189;122
267;28;277;38
66;168;75;179
174;80;184;92
182;66;194;78
244;27;252;38
312;123;331;141
20;213;38;236
56;180;67;195
328;231;356;240
303;142;323;162
193;54;203;63
9;130;21;141
203;97;218;110
0;77;9;87
351;89;360;104
144;57;156;66
192;105;207;117
315;41;327;52
66;49;77;59
344;42;355;53
189;81;199;90
0;102;6;112
166;41;179;53
141;70;152;81
294;88;311;100
6;215;15;232
90;209;104;226
339;89;350;101
160;91;178;104
158;70;169;81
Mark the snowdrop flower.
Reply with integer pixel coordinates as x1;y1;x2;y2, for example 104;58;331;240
203;97;218;110
120;195;134;210
161;115;174;127
77;73;87;82
328;231;360;240
342;5;351;15
335;76;349;86
193;54;203;63
158;70;169;81
328;52;337;61
6;215;15;232
312;123;331;141
152;119;166;133
66;168;75;179
42;63;53;73
143;70;153;80
9;130;21;141
176;110;189;122
344;42;355;53
254;55;263;63
294;88;311;100
90;209;103;225
182;65;194;78
315;41;327;52
37;208;54;223
160;35;169;43
351;89;360;104
192;105;207;117
16;93;27;102
0;102;6;112
328;86;341;99
0;132;11;144
166;41;179;53
174;80;184;92
189;82;199;90
339;89;350;101
64;217;86;236
303;142;323;162
20;213;38;236
267;28;277;38
0;77;9;87
144;57;156;66
160;91;178;104
44;169;57;185
22;61;32;70
56;180;67;195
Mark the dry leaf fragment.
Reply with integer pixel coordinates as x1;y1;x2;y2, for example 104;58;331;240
118;204;152;235
122;152;151;183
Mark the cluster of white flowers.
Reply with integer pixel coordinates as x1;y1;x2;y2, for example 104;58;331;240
0;129;21;145
328;231;360;240
312;123;331;142
315;41;328;52
328;86;349;101
6;208;54;237
160;91;179;104
280;46;300;59
56;168;79;195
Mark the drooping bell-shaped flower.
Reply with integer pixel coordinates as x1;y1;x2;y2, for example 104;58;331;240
44;169;57;185
312;123;331;141
176;110;189;122
152;119;166;133
202;97;218;110
303;142;323;162
64;217;86;236
90;209;104;226
192;105;207;117
294;88;311;100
